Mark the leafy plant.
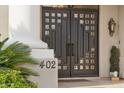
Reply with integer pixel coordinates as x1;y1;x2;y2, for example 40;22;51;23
110;46;120;73
0;38;39;77
0;69;37;88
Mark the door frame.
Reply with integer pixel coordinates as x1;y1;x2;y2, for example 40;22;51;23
41;6;99;77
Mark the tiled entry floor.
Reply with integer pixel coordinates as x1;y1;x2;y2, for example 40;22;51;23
58;78;124;88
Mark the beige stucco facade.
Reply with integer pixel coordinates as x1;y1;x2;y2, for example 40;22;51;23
0;5;8;41
1;5;124;78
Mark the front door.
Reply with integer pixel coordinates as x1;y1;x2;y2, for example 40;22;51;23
42;7;99;78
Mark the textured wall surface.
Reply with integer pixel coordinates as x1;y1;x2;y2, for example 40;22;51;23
99;5;119;77
0;5;8;41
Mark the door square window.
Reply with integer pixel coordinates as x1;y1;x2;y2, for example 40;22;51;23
74;14;78;18
45;12;49;17
91;32;95;36
45;30;49;35
90;65;95;70
91;20;95;24
91;26;95;30
85;14;89;18
51;25;55;29
63;13;67;17
57;13;61;17
51;19;55;23
74;65;78;70
85;59;89;64
80;14;84;18
91;14;95;19
85;65;89;70
80;20;84;24
90;59;95;64
91;48;95;52
45;25;49;29
85;20;90;24
80;65;84;70
80;59;84;64
63;66;68;70
45;18;49;23
85;26;89;30
57;19;61;23
51;13;55;17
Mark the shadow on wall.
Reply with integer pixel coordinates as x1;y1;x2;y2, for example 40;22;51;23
9;22;34;41
8;22;48;49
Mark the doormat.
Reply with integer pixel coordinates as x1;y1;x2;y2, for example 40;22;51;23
58;79;91;82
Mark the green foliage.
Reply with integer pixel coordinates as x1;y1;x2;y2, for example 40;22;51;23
0;69;37;88
110;46;120;73
0;38;39;76
0;38;39;88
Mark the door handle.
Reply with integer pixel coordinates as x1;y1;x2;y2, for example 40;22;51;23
71;43;74;56
66;43;71;56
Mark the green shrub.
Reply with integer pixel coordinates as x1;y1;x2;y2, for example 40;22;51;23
110;46;120;73
0;38;39;77
0;69;37;88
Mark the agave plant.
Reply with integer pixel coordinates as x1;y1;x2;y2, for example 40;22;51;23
0;38;39;77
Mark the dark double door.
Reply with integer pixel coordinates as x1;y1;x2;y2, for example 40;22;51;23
42;7;99;78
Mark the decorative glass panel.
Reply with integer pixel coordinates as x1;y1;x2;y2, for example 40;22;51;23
51;13;55;17
63;66;67;70
51;25;55;29
80;65;84;70
57;19;61;23
45;12;49;17
91;26;95;30
51;19;55;23
85;59;89;64
85;20;90;24
85;26;89;30
80;20;84;24
91;20;95;24
45;25;49;29
85;65;89;70
80;59;84;64
91;65;95;70
57;13;61;17
85;14;89;18
90;53;95;58
90;59;95;64
74;14;78;18
91;48;95;52
85;53;89;58
45;30;49;35
74;65;78;70
91;32;95;36
91;14;95;19
80;14;84;18
58;66;61;70
45;18;49;23
63;13;67;17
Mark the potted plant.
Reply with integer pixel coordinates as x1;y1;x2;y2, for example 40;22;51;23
110;46;120;80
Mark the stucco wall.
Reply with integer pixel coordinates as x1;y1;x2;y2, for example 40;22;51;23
0;5;8;41
99;5;119;77
119;6;124;78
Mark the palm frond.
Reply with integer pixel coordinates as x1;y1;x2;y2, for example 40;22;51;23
0;38;9;51
0;39;39;77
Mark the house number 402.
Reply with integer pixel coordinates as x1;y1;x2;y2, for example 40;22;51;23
40;60;56;69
